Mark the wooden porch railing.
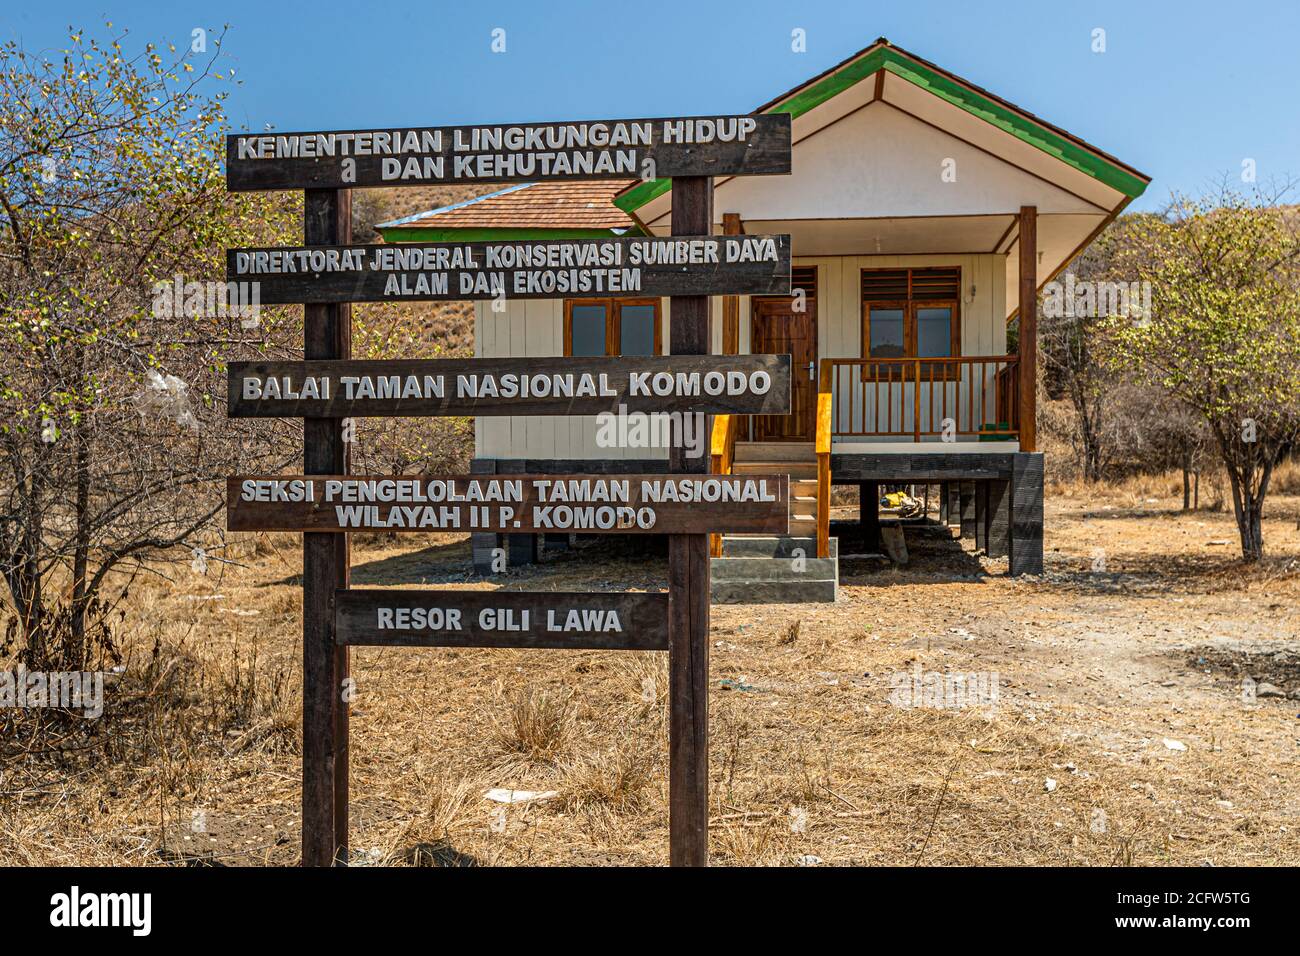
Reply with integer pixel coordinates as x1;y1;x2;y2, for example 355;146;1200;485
823;356;1020;441
816;363;832;559
709;413;740;557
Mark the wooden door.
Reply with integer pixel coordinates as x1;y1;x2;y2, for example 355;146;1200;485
751;298;816;441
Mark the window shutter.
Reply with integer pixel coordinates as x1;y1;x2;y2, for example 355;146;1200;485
861;269;908;301
791;266;817;300
910;267;961;299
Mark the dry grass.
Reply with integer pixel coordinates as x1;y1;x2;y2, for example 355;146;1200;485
2;491;1299;867
492;686;576;766
778;620;802;645
560;739;657;813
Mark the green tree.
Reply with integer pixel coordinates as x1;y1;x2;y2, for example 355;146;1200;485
0;26;297;666
1111;189;1300;561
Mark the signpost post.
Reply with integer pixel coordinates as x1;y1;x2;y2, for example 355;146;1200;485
301;189;351;867
223;111;791;867
668;176;712;866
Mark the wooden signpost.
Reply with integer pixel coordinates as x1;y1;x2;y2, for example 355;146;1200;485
337;590;670;651
225;114;791;190
228;235;791;303
227;473;789;534
223;111;792;868
667;175;712;866
228;355;792;418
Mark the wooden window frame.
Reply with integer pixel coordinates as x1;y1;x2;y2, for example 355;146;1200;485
912;299;962;381
860;270;962;382
563;298;662;357
861;300;909;382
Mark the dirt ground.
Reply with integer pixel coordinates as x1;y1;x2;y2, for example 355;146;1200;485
2;488;1298;867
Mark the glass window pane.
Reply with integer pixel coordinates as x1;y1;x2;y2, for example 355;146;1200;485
869;308;905;358
569;305;607;356
619;304;657;356
916;307;953;357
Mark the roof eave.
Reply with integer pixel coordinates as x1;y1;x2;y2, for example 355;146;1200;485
376;224;642;243
615;40;1150;215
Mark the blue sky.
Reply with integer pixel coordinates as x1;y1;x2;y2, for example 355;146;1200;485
9;0;1298;210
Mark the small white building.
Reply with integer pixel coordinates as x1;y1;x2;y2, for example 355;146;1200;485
378;38;1149;594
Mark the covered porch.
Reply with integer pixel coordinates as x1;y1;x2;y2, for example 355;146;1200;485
705;202;1044;565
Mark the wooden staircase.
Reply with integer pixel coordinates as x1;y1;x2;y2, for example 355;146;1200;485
731;441;820;537
711;440;838;604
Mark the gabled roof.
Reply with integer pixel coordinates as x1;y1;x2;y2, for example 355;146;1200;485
377;180;639;241
376;37;1148;244
614;37;1149;217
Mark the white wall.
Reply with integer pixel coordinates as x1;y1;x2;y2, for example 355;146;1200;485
475;298;672;462
650;102;1102;229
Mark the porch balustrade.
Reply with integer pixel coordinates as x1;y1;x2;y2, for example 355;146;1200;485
819;356;1020;442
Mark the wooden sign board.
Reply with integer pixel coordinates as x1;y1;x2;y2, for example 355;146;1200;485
226;114;791;191
227;235;791;303
228;355;792;418
226;474;789;535
336;589;668;651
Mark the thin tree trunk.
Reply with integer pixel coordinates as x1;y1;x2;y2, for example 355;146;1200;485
1236;499;1263;561
1226;457;1271;563
70;423;91;669
12;470;46;665
1182;452;1191;511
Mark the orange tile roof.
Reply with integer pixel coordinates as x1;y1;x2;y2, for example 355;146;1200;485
380;180;637;232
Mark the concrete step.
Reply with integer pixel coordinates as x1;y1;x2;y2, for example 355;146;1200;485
710;555;838;581
711;578;838;604
733;460;818;479
734;441;816;463
721;535;838;558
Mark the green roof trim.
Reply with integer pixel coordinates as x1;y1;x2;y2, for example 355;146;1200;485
376;226;638;243
613;45;1147;215
874;51;1148;198
611;176;672;217
768;44;892;120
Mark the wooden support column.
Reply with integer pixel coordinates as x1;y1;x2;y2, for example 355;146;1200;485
508;533;539;566
1018;206;1038;453
669;176;713;867
986;478;1011;559
721;213;742;356
959;481;976;540
939;481;949;524
470;458;502;574
1010;453;1045;576
975;481;988;553
302;188;351;867
860;481;880;553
